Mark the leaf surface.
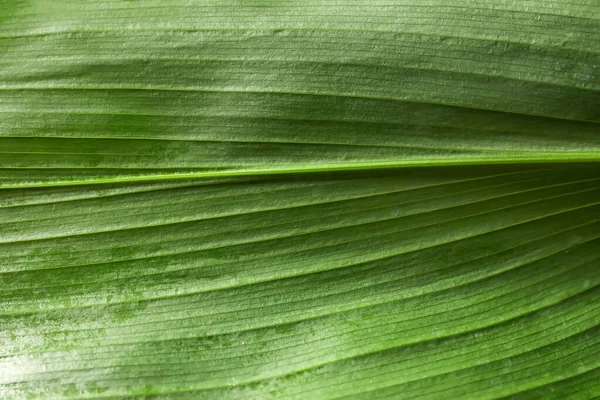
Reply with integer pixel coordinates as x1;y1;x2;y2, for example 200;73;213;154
0;1;599;399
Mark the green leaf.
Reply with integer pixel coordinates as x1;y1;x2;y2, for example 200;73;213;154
1;1;599;399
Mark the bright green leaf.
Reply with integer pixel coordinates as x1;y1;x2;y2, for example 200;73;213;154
1;1;599;399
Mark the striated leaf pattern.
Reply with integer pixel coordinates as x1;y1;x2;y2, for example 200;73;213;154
0;1;599;399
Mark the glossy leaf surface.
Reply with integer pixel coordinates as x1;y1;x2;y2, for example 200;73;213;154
1;1;599;399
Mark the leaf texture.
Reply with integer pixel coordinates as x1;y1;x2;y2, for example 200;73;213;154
0;0;599;399
1;0;599;186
